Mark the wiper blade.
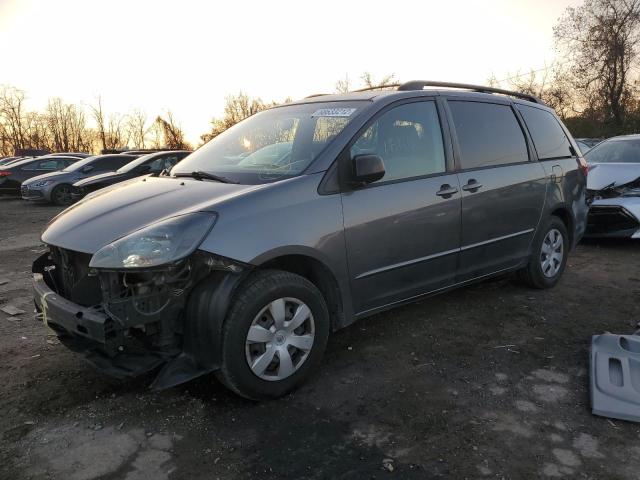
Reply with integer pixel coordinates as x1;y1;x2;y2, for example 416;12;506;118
174;171;238;184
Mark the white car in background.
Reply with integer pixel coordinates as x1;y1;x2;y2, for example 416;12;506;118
585;135;640;238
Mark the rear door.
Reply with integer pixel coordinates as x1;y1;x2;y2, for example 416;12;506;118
341;99;462;314
445;99;547;281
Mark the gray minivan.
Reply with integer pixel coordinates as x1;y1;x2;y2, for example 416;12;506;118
32;81;588;399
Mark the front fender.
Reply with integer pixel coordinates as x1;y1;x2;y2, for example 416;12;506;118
150;270;248;390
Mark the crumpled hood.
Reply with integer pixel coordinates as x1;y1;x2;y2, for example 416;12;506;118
42;176;263;253
587;163;640;191
73;171;127;187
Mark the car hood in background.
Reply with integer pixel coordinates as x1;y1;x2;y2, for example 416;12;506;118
73;171;130;187
23;170;70;185
42;176;264;253
587;163;640;191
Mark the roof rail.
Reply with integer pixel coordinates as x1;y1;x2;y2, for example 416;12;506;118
397;80;544;104
305;93;329;98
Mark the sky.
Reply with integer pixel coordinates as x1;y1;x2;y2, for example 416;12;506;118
0;0;581;145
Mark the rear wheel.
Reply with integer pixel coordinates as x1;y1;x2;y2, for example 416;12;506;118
517;216;569;289
216;270;330;400
51;184;73;206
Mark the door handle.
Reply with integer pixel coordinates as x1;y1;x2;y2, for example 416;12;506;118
436;184;459;198
461;179;483;192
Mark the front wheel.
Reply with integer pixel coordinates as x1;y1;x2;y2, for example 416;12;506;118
216;270;330;400
50;184;74;206
517;216;569;289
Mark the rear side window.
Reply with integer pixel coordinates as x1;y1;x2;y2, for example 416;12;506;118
22;159;64;171
449;101;529;169
517;104;573;160
350;101;446;183
93;156;132;171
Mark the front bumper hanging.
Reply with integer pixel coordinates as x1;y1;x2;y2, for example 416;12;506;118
32;249;247;385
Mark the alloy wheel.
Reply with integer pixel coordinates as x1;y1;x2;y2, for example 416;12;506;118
53;185;73;205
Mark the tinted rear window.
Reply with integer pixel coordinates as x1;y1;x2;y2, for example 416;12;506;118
517;104;573;160
93;156;135;171
449;101;529;169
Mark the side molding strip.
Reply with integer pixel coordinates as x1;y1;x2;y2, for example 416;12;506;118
460;228;535;251
355;228;534;280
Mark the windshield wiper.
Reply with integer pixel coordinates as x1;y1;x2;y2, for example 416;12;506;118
174;171;238;184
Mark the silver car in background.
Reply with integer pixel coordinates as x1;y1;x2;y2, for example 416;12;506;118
21;154;139;205
585;135;640;238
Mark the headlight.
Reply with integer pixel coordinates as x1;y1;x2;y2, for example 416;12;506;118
89;212;217;269
31;180;53;188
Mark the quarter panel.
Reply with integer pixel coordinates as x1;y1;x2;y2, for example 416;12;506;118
540;157;588;246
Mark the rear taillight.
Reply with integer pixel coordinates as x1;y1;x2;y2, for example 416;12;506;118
577;156;588;178
0;171;11;177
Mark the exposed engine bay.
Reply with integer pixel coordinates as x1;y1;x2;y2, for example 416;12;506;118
32;247;247;386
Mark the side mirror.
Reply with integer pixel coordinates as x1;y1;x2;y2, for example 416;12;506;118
352;154;385;185
81;165;94;173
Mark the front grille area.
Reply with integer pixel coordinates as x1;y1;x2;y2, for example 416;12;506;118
49;246;102;306
587;205;640;235
21;186;43;198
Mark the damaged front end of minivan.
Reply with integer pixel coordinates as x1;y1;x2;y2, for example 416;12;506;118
32;212;250;389
586;165;640;238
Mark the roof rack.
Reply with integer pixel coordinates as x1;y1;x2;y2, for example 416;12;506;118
397;80;543;104
304;93;329;98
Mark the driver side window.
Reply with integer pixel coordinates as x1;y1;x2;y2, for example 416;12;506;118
350;101;446;183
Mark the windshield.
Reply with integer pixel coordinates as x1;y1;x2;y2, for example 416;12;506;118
172;101;365;184
63;155;99;172
585;138;640;164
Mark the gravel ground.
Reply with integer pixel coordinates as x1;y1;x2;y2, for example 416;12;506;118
1;196;639;479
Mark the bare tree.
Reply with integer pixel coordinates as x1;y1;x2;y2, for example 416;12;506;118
335;74;351;93
148;120;164;149
360;72;398;89
0;85;28;152
106;113;129;150
46;98;92;152
90;96;129;151
154;111;190;150
90;96;107;151
200;92;274;143
126;109;148;149
24;111;51;151
554;0;640;127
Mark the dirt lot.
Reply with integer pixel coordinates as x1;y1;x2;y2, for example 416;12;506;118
1;196;639;479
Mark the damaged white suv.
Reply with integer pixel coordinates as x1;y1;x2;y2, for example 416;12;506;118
586;135;640;238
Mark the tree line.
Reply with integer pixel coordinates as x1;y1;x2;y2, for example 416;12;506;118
0;88;190;156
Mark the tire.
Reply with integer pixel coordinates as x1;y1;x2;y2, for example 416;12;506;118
517;216;569;289
216;269;330;400
50;184;73;206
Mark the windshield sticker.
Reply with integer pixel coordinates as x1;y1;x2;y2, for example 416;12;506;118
311;108;356;118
